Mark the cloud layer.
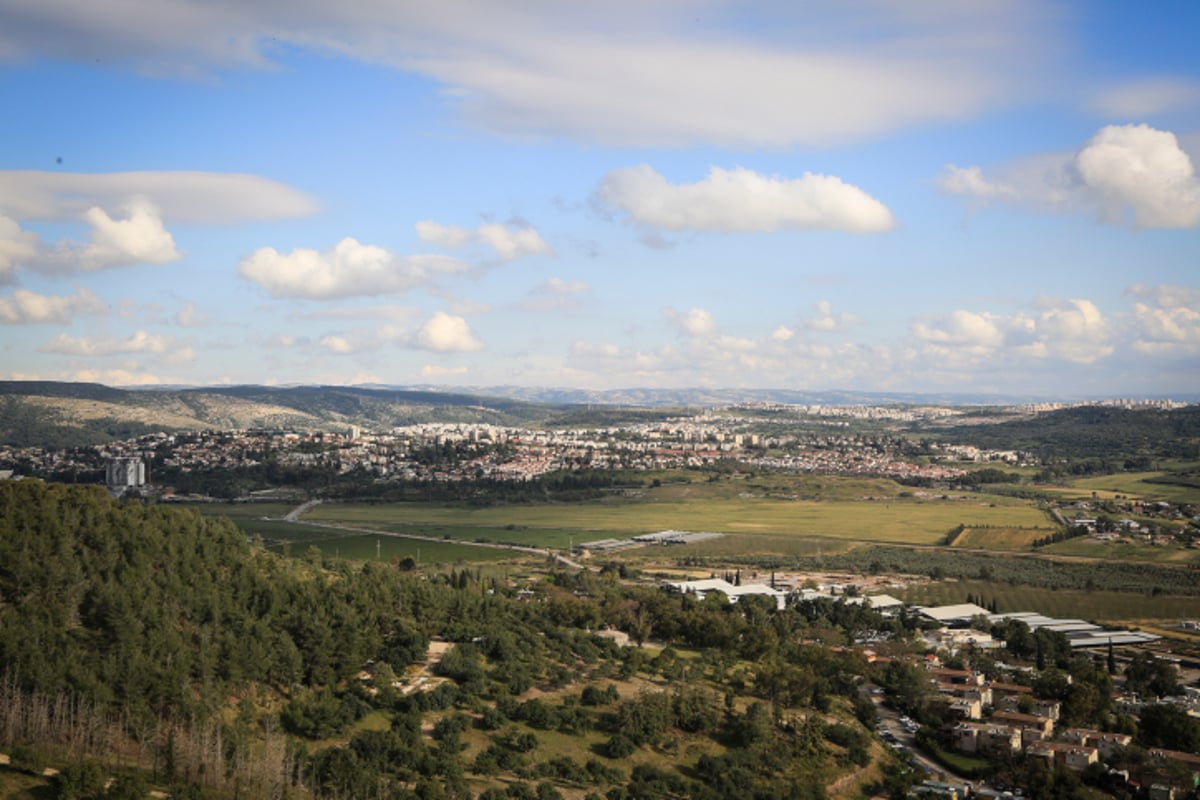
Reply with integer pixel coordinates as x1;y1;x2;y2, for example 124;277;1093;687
0;1;1042;147
0;170;318;223
597;165;895;234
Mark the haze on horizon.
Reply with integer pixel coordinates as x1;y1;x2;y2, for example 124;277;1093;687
1;1;1198;397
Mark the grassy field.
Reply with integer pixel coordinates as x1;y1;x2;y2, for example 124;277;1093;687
1041;537;1200;564
1047;472;1200;504
304;490;1052;548
950;526;1052;550
894;580;1200;622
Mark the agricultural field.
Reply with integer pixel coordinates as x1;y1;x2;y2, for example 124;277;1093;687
303;485;1052;549
1041;537;1200;564
948;526;1053;550
1044;471;1200;504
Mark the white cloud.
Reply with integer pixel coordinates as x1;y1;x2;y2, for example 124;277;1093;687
805;300;858;332
913;310;1009;352
414;222;473;250
913;299;1111;366
417;311;483;352
596;165;894;234
1024;299;1112;364
940;124;1200;228
0;170;318;223
1126;284;1200;356
0;215;43;282
1075;125;1200;228
938;165;1017;199
7;200;183;275
0;287;107;325
521;277;591;311
1089;77;1200;117
40;329;171;356
70;368;167;386
666;307;718;338
239;237;468;300
318;334;356;354
0;2;1044;148
73;201;180;269
416;220;552;261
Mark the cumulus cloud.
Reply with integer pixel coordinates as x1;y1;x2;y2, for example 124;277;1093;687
71;201;180;269
239;237;468;300
0;215;42;282
521;277;590;311
1023;299;1112;363
417;311;484;352
0;170;318;224
1126;284;1200;356
913;299;1112;365
666;307;718;338
805;300;858;332
416;220;552;261
1075;125;1200;227
596;165;895;234
940;123;1200;228
3;201;182;276
0;288;107;325
913;310;1009;353
0;3;1042;148
566;320;875;389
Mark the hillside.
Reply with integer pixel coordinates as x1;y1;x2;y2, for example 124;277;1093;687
927;404;1200;462
0;382;569;447
0;481;894;800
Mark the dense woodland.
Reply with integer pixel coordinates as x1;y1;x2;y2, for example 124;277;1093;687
930;405;1200;465
0;480;920;800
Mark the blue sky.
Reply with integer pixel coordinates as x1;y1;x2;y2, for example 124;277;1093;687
1;1;1198;398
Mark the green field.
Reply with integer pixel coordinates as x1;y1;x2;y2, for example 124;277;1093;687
1042;537;1200;564
895;580;1200;622
1049;472;1200;503
950;526;1052;550
304;491;1052;547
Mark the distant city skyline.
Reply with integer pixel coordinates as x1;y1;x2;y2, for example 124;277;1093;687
1;1;1198;396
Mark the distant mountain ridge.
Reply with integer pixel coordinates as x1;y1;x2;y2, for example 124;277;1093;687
0;380;1195;448
0;382;567;448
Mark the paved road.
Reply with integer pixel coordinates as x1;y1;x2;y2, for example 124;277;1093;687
868;689;965;783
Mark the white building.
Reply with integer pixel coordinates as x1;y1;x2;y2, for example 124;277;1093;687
106;456;145;493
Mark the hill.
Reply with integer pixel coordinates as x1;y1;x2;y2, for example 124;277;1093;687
0;480;894;800
927;404;1200;462
0;382;570;447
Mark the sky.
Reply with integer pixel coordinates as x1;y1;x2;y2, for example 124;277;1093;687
1;1;1199;399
